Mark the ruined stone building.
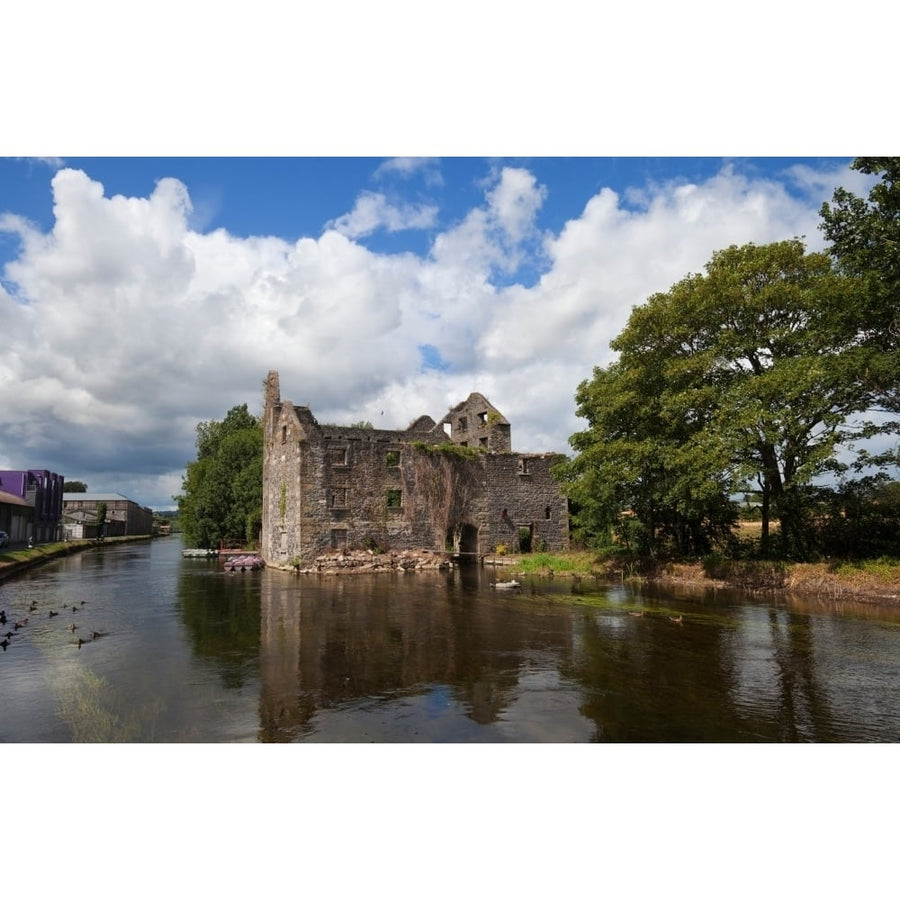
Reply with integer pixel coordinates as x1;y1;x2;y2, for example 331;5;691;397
261;371;568;568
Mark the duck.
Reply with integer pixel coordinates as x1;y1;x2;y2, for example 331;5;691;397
3;631;13;639
15;619;28;629
76;637;85;648
49;610;59;618
669;615;683;624
69;623;77;633
90;630;107;640
0;638;9;650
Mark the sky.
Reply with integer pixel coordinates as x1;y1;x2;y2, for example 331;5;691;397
0;155;878;509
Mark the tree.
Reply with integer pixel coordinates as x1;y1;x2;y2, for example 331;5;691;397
820;157;900;420
95;501;107;539
175;405;263;548
563;240;885;558
64;481;88;492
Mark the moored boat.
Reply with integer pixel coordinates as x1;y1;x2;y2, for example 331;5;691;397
223;554;265;572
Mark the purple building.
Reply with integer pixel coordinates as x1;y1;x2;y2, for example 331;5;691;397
0;469;65;543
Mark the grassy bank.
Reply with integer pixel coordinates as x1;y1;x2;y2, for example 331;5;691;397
486;550;900;605
0;535;152;582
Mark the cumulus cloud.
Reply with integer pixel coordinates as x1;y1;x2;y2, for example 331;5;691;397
0;161;858;508
430;166;547;277
327;191;438;238
374;157;443;187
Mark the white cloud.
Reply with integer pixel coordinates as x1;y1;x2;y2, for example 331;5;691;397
327;191;438;238
430;166;547;276
375;157;443;186
0;161;862;507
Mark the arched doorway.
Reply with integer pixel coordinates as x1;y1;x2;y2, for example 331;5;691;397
447;522;479;560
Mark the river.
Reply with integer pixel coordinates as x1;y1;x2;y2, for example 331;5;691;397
2;535;899;742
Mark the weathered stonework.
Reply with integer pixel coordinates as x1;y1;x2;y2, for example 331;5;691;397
262;371;568;569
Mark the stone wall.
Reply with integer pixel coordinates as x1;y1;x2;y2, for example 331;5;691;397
262;371;568;568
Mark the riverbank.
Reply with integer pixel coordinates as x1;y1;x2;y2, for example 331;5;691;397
484;552;900;606
0;535;153;583
274;547;452;574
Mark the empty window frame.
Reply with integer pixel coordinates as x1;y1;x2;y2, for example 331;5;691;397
386;450;400;467
331;488;348;509
386;489;402;509
330;447;349;467
331;529;347;550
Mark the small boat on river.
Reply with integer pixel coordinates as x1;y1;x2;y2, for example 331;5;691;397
491;579;520;590
223;555;265;572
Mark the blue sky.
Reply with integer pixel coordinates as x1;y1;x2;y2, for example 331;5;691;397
1;155;875;509
0;156;841;271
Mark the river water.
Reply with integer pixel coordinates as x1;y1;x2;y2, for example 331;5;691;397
2;535;899;742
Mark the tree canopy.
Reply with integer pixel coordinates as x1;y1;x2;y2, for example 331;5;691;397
820;156;900;419
561;238;892;558
175;404;263;548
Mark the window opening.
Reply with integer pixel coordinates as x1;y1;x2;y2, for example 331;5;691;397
386;489;402;509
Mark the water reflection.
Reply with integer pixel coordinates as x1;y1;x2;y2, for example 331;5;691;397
2;538;899;742
257;569;588;741
177;564;261;690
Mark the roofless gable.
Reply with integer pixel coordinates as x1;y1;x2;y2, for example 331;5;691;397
434;392;511;453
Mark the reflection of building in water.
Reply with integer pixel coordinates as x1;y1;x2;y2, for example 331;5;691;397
261;370;568;570
257;570;575;741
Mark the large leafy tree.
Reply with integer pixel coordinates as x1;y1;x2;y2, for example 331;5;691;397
176;405;263;548
820;157;900;420
564;240;883;558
